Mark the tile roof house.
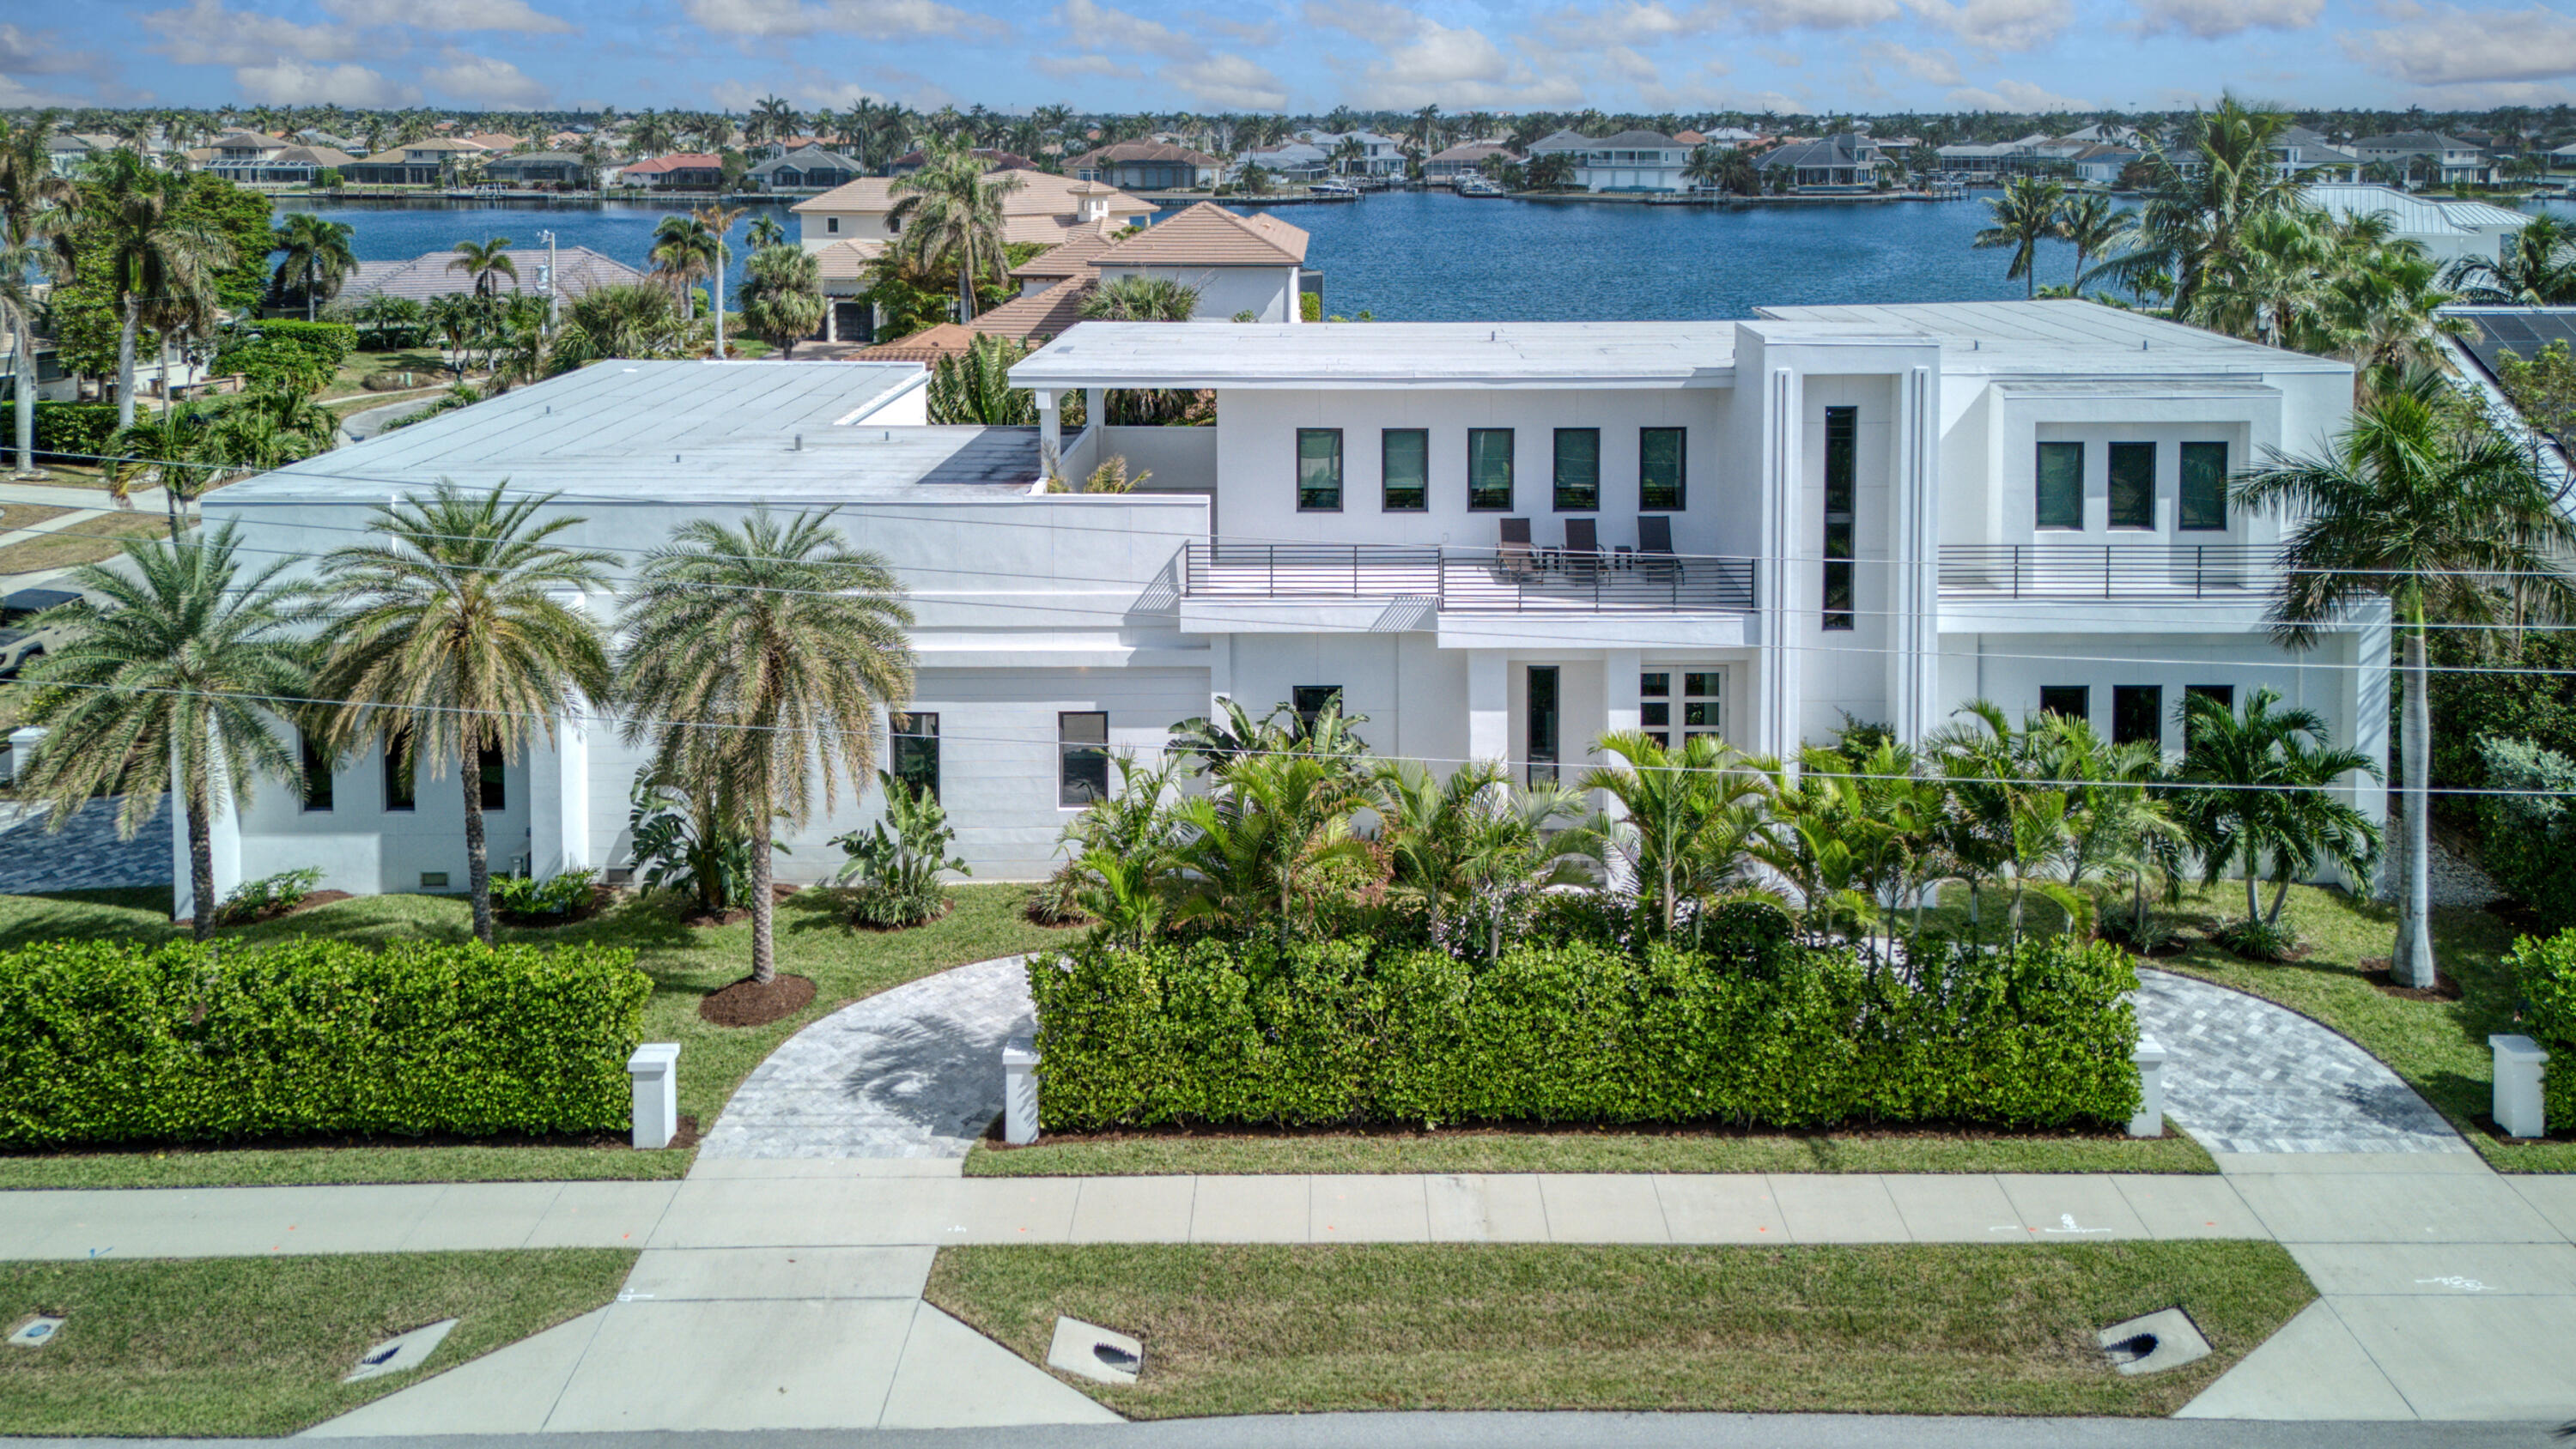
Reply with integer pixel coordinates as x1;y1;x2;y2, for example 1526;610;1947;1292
481;151;591;187
1756;132;1886;191
2069;143;2142;187
1299;130;1407;178
1236;140;1331;183
213;143;358;187
1425;142;1520;180
617;153;728;190
2274;126;2359;180
338;245;647;305
749;146;865;193
1067;142;1226;191
344;137;490;186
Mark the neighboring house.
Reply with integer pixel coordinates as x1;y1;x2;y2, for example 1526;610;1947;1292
344;138;489;186
1525;130;1691;191
1933;140;2027;176
2302;184;2530;266
2275;126;2360;181
195;300;2384;906
1300;130;1407;179
1086;203;1309;323
336;246;647;305
2070;144;2142;187
1755;132;1886;191
205;130;286;169
1236;140;1330;183
44;132;120;175
889;147;1036;176
481;151;590;188
617;153;729;190
749;146;865;193
1067;141;1226;191
1424;142;1519;181
1701;126;1765;146
212;143;357;187
459;133;525;152
2350;131;2496;185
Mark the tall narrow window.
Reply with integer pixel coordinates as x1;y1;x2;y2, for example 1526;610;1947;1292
2038;685;2089;721
1683;671;1722;742
1296;427;1342;512
2112;685;2163;746
478;743;505;810
1058;712;1109;807
1381;428;1427;512
893;712;940;799
1822;405;1856;630
1467;427;1514;512
2108;441;2156;530
1640;670;1671;749
1526;665;1559;785
383;732;416;812
2180;441;2228;530
2035;440;2084;529
300;732;333;812
1640;427;1685;511
1552;428;1600;512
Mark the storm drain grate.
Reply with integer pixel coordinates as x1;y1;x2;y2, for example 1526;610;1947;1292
2096;1307;2210;1376
1047;1316;1144;1385
7;1315;64;1348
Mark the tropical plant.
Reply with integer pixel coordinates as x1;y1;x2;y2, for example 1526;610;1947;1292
1375;758;1585;959
308;481;614;945
84;149;234;430
270;211;355;321
691;201;745;355
2174;688;2381;934
890;142;1024;323
1167;694;1370;774
627;774;770;916
0;111;77;477
2053;191;2126;296
2235;377;2576;986
925;335;1036;424
647;214;718;322
491;866;598;920
1525;152;1576;191
617;508;915;985
548;282;688;369
1569;731;1769;942
738;244;823;359
1926;700;2083;943
2082;95;2302;313
831;771;969;927
102;408;219;537
1079;275;1201;321
445;236;518;300
10;526;313;938
2444;215;2576;306
745;213;787;249
1973;176;2066;299
1165;749;1373;951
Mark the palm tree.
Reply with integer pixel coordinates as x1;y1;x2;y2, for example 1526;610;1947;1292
271;211;355;321
690;202;746;355
2443;215;2576;305
746;213;787;249
0;111;77;477
2235;379;2576;986
617;508;914;985
104;408;219;538
1571;731;1769;940
889;143;1023;323
1974;176;2066;299
12;527;313;939
446;236;518;300
926;336;1036;425
648;213;718;322
750;94;799;147
2176;688;2380;931
2084;95;2302;312
2054;191;2126;296
309;482;614;945
739;244;823;358
1165;751;1370;950
86;149;233;431
1078;275;1200;320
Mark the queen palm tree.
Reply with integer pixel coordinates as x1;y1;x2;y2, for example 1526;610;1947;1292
446;236;517;300
889;143;1022;323
87;149;232;431
13;527;313;938
617;508;914;985
0;111;77;477
271;211;355;320
2234;376;2576;987
2053;191;2126;296
309;481;614;945
1974;176;2065;298
690;201;745;355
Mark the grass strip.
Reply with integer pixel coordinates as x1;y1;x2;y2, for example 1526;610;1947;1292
0;503;73;534
0;512;171;576
0;1248;634;1437
927;1240;2312;1418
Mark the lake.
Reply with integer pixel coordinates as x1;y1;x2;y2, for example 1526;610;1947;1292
276;189;2576;322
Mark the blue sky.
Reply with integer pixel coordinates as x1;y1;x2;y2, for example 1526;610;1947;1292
9;0;2573;118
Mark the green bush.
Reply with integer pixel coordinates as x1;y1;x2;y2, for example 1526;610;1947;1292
1028;934;2141;1133
28;401;119;461
0;937;651;1147
212;867;324;927
214;319;358;394
2476;735;2576;929
2507;931;2576;1129
494;868;598;922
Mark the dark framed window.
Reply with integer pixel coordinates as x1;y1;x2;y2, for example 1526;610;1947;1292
1641;670;1670;749
1381;428;1427;512
1682;671;1722;741
1822;405;1856;630
2184;683;2235;710
300;732;333;812
1296;427;1342;512
2036;441;2084;530
1526;665;1559;785
478;743;504;811
2112;685;2163;746
893;712;939;799
1552;428;1600;512
1467;427;1514;512
383;732;416;812
2038;685;2089;721
2180;441;2228;530
1059;711;1109;807
2108;441;2155;530
1640;427;1685;512
1291;686;1341;736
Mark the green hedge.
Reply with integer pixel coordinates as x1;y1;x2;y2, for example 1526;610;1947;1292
2476;736;2576;930
2507;931;2576;1128
0;938;652;1147
27;401;119;461
1027;935;2141;1132
214;319;358;392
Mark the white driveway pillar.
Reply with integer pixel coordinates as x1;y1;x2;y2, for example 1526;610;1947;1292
1467;650;1510;768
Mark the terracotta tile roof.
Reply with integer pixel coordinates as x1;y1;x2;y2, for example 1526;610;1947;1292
858;279;1096;361
813;238;889;282
1069;140;1224;168
1427;142;1518;163
793;169;1152;224
1011;231;1117;281
461;133;523;151
1089;201;1306;268
623;152;726;174
339;245;647;303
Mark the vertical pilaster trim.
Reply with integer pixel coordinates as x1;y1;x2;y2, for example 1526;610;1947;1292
1765;366;1801;764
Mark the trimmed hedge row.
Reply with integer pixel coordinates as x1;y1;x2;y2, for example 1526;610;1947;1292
2507;931;2576;1128
1027;935;2142;1132
0;938;652;1147
24;401;120;461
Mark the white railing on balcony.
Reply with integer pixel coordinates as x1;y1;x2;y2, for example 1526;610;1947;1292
1182;540;1757;614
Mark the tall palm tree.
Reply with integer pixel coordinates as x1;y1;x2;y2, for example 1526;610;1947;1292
2084;95;2302;313
446;236;518;299
0;111;77;477
2053;191;2126;296
617;508;914;985
13;527;313;939
1571;731;1770;939
1973;176;2065;298
309;482;614;945
691;201;745;355
2235;379;2576;986
87;149;232;431
271;211;355;321
2443;215;2576;305
2175;687;2380;930
889;143;1023;323
648;213;718;322
750;94;799;147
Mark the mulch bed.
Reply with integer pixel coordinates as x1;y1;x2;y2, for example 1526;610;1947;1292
2359;959;2465;1001
2471;1113;2567;1146
0;1113;703;1160
986;1116;2163;1151
697;972;817;1028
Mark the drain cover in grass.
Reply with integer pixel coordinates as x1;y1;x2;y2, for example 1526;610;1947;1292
343;1319;459;1382
2097;1307;2210;1376
7;1315;64;1348
1046;1316;1143;1385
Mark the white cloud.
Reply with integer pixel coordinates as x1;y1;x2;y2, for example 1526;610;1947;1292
1342;18;1584;107
1600;44;1662;83
1300;0;1420;39
0;73;89;106
1055;0;1191;56
1205;15;1280;45
1860;39;1961;83
1033;52;1143;79
1537;1;1717;47
143;0;364;65
1163;52;1288;109
422;49;548;106
0;24;99;76
2344;3;2576;86
1905;0;2070;50
234;58;418;106
320;0;574;32
1947;76;2093;108
2129;0;2319;36
678;0;998;39
1730;0;1902;30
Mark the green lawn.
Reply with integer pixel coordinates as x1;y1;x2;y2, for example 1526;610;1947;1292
0;882;1074;1188
0;1248;634;1436
927;1240;2313;1418
324;348;453;401
0;512;173;578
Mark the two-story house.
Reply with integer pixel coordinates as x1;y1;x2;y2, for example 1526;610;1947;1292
2351;131;2496;186
1526;130;1692;191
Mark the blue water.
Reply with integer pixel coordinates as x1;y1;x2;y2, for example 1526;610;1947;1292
274;189;2576;323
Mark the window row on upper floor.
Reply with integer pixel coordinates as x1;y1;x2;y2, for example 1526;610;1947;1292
2035;440;2231;533
1293;426;1687;515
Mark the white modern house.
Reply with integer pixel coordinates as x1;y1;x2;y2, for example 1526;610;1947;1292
1526;130;1691;191
189;302;2384;915
2302;184;2530;267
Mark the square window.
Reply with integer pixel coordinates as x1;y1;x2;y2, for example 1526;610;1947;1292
1291;685;1342;735
1467;428;1514;512
1641;427;1685;511
1641;700;1669;727
2112;685;2163;746
1297;427;1342;512
301;732;333;812
2036;441;2084;529
1640;671;1670;697
2108;442;2156;530
893;712;939;799
1552;428;1600;512
2181;441;2228;530
1685;671;1722;698
1059;712;1109;808
2038;685;2089;721
1381;428;1427;512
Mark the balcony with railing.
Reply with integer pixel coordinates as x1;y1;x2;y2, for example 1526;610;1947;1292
1182;540;1758;614
1938;543;2281;601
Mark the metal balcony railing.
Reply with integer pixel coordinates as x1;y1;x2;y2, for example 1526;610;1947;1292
1182;541;1757;614
1938;543;2279;599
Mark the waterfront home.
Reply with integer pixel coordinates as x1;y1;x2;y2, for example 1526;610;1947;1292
1755;133;1886;193
1069;141;1226;191
2275;127;2360;181
2071;145;2142;188
2350;132;2496;185
1300;130;1408;179
2303;184;2530;265
1527;130;1691;192
187;301;2382;910
336;245;647;306
344;138;490;186
1236;140;1330;183
1425;142;1520;182
213;143;357;188
1933;140;2026;178
618;153;728;191
749;146;864;193
479;151;589;188
205;130;287;169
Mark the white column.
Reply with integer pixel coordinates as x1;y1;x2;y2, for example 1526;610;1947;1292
2129;1039;2168;1138
1760;365;1803;762
527;707;591;880
1035;390;1060;485
1886;362;1941;745
1467;650;1510;769
1003;1039;1042;1145
1603;650;1643;743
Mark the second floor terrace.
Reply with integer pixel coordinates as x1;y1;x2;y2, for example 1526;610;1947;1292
1182;535;1758;615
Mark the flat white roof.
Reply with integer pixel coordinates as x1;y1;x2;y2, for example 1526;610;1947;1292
1755;300;2349;376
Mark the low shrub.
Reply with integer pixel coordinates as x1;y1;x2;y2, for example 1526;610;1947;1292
1028;933;2141;1133
2506;930;2576;1129
28;401;119;462
494;868;598;923
0;937;651;1147
833;773;966;930
212;867;324;927
2476;735;2576;930
2212;918;2300;963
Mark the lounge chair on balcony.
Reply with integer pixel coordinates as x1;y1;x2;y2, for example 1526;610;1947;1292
1637;515;1678;579
1498;517;1536;579
1563;518;1602;579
